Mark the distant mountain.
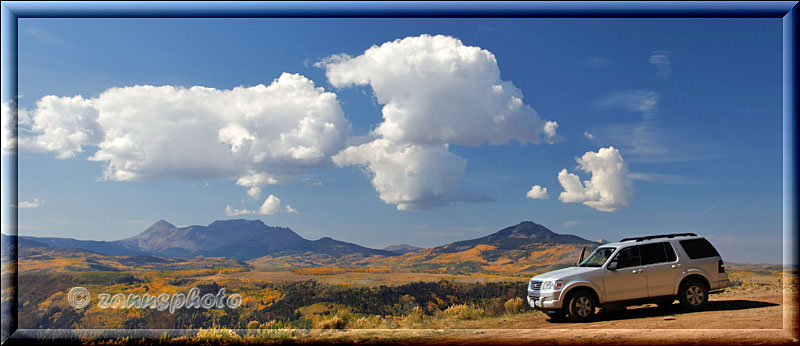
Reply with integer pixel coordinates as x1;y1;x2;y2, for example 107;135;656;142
372;221;600;274
15;219;396;261
10;220;599;274
383;244;424;254
433;221;595;254
250;221;600;274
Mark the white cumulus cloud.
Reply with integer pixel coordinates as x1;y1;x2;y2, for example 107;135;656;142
320;34;558;210
557;146;633;212
333;139;473;211
18;73;350;183
225;194;298;216
15;73;350;212
320;34;559;147
525;185;549;200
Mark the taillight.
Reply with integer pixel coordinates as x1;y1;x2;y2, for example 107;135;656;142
718;259;725;273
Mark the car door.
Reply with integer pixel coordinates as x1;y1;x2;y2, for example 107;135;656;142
641;242;680;297
603;245;648;302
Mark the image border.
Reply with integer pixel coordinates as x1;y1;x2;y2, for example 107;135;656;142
1;1;798;344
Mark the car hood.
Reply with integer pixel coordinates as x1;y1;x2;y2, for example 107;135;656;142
531;266;600;281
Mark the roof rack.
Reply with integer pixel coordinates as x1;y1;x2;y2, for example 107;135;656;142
619;233;698;242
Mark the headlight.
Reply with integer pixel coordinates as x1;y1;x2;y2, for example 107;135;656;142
543;280;563;290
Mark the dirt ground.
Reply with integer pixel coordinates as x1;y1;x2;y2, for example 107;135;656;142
294;287;798;345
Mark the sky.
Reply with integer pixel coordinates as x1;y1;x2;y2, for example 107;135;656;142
0;18;787;264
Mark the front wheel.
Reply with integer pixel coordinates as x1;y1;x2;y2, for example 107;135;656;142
678;280;708;311
567;291;596;322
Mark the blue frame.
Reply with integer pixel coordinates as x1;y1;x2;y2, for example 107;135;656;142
1;1;797;343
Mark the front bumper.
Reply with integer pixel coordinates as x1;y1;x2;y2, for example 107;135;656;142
527;288;563;310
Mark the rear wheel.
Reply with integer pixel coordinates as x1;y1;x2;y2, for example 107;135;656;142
679;280;708;311
566;290;596;322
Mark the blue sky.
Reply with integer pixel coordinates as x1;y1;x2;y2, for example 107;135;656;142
2;18;786;264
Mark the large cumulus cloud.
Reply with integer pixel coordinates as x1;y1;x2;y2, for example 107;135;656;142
321;34;559;210
16;72;351;213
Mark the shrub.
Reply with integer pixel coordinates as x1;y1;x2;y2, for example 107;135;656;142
442;304;485;320
504;297;524;315
246;320;260;329
194;327;240;344
349;315;387;329
258;320;283;329
314;310;353;329
405;306;426;324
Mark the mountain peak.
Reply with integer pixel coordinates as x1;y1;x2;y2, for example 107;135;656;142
495;221;555;238
148;219;176;230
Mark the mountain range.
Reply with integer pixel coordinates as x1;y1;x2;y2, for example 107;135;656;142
6;219;599;274
11;219;395;261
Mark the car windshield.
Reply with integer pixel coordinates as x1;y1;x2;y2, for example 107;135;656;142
579;247;616;267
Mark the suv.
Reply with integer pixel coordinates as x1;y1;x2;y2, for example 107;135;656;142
527;233;730;322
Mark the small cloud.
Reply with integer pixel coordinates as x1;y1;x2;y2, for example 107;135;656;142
558;146;634;212
525;185;549;200
649;50;672;80
583;131;594;140
224;205;251;217
14;198;44;208
246;186;262;200
225;194;298;216
301;177;323;187
561;220;580;229
584;57;611;67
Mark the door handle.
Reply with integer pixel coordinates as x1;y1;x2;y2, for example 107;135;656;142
632;269;643;274
671;264;682;269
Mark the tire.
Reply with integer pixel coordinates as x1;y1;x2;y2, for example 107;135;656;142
566;290;596;322
678;279;708;311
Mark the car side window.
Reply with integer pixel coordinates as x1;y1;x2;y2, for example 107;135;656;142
615;246;641;269
664;242;677;262
641;242;668;265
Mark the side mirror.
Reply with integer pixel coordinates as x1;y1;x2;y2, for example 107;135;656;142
607;261;618;271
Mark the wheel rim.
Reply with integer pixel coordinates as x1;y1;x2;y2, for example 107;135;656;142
686;285;704;305
575;296;592;317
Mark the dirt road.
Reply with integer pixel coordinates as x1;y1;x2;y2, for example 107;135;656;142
299;287;798;345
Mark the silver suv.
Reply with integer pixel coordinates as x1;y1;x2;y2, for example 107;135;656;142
527;233;730;322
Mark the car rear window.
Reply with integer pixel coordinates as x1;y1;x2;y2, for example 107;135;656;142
679;238;720;259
